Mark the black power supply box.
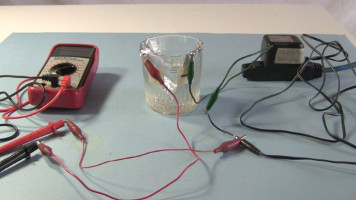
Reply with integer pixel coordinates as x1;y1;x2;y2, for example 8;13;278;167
242;34;322;81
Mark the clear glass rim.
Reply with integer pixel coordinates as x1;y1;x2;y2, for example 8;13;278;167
140;35;204;58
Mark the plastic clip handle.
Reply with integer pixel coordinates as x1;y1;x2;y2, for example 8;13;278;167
143;59;164;85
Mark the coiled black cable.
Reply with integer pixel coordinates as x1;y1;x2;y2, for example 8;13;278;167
207;34;356;166
0;123;19;142
0;81;46;111
0;73;59;111
0;74;57;141
239;34;356;150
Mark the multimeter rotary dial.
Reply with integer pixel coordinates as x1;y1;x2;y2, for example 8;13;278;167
50;63;77;76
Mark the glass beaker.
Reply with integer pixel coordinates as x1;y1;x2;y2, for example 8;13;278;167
139;35;204;114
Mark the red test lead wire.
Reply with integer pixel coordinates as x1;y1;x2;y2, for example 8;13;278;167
0;120;65;155
38;119;245;199
142;57;199;158
66;118;86;168
38;61;247;199
0;78;34;113
37;61;204;199
2;75;71;120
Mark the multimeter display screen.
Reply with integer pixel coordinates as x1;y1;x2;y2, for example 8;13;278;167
52;46;95;58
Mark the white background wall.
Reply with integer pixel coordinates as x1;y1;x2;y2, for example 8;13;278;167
1;0;355;39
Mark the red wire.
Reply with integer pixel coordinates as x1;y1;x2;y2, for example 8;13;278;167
52;153;126;200
2;82;66;119
79;138;86;169
15;78;33;105
81;144;213;169
0;78;33;112
49;83;210;200
162;84;200;159
53;152;200;200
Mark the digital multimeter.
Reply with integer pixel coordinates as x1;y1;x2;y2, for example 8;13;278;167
28;43;99;109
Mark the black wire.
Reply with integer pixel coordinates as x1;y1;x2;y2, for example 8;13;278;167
0;123;19;142
303;34;350;63
0;74;51;142
204;34;356;166
299;34;356;149
188;84;199;104
207;113;234;137
241;138;356;165
303;34;356;76
0;81;46;111
188;46;272;105
304;44;340;112
207;112;356;165
238;47;344;143
239;72;338;143
339;85;356;94
0;75;41;79
239;34;356;150
0;74;56;111
302;36;344;112
261;153;356;165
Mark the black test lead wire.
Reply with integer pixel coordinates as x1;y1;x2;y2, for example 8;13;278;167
0;143;38;172
208;111;356;165
207;113;234;137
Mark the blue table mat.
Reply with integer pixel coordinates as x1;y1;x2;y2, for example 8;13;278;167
0;33;355;200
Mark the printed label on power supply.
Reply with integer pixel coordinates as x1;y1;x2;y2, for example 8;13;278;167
274;48;304;64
